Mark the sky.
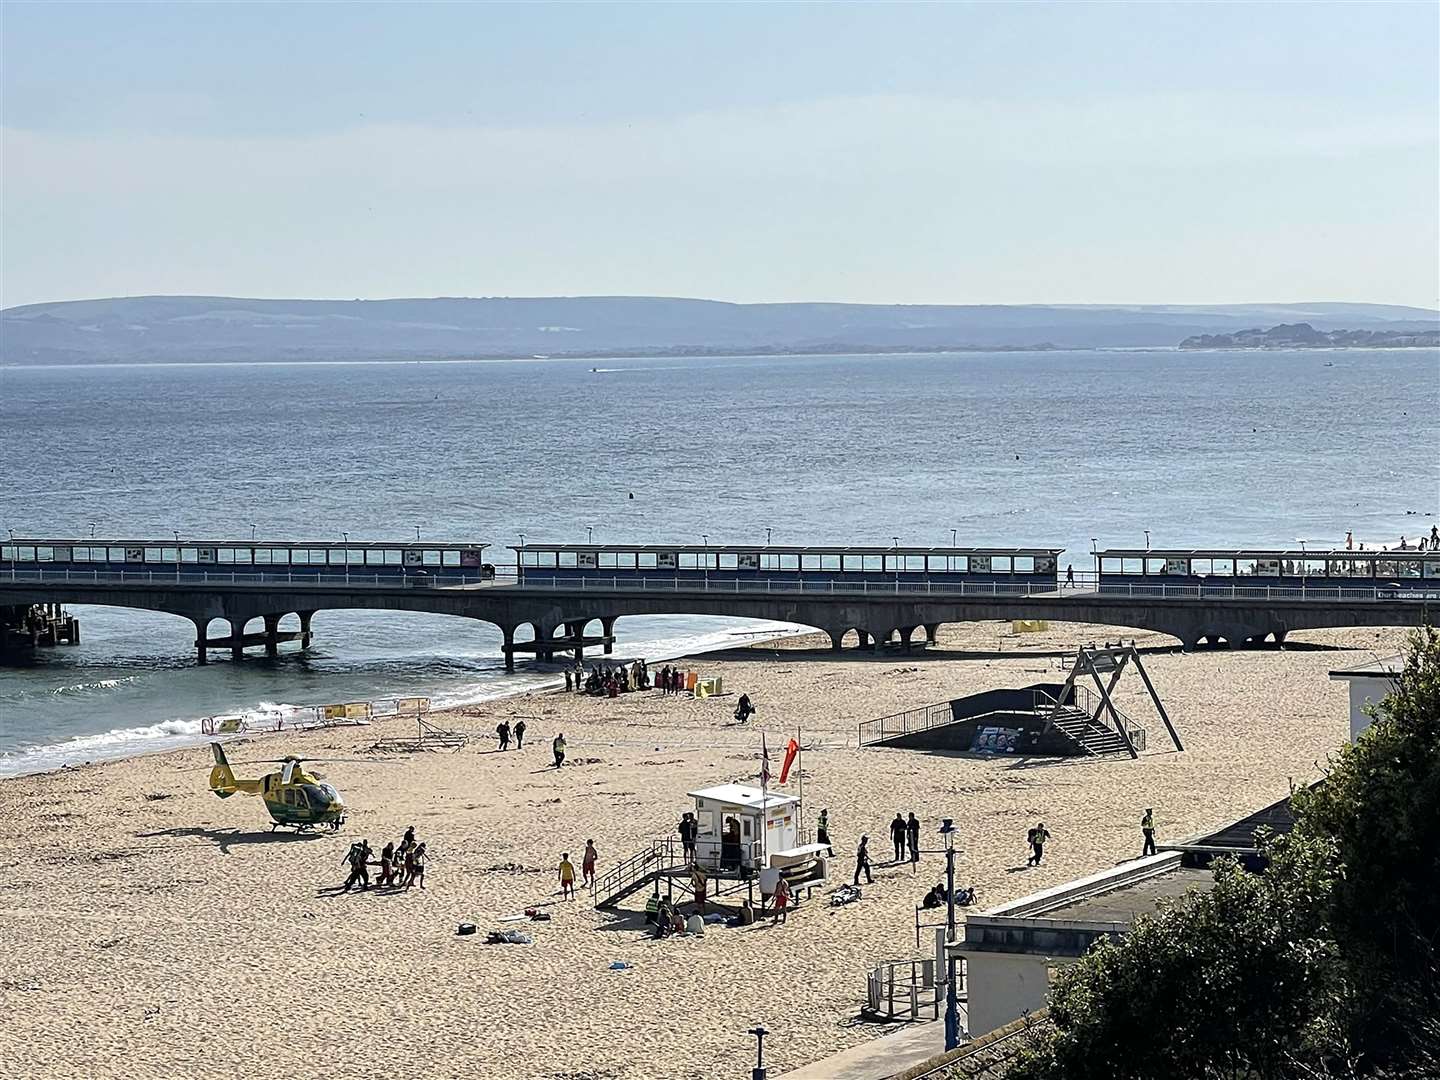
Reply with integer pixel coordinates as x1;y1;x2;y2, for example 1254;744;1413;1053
2;1;1438;310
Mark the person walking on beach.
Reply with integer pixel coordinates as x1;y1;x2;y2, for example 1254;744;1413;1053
377;841;397;887
890;813;907;862
552;733;567;768
496;720;511;751
341;840;372;891
1141;808;1156;857
816;808;832;854
734;693;755;723
514;719;526;750
405;842;427;890
854;835;873;885
557;852;577;900
1027;822;1051;866
582;840;599;888
1065;565;1075;588
906;812;921;865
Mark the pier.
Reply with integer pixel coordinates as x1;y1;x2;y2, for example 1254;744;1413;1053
0;571;1431;669
2;535;1433;668
1;603;80;653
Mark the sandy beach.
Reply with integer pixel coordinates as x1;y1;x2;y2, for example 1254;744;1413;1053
0;620;1404;1080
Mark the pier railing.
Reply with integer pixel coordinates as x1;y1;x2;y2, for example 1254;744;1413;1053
5;567;1435;602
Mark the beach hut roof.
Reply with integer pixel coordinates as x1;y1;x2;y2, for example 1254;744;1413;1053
687;784;800;811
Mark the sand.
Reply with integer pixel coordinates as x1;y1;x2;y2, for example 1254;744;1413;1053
0;621;1405;1080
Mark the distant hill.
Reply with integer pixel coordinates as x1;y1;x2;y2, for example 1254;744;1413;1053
2;295;1436;365
1179;322;1440;350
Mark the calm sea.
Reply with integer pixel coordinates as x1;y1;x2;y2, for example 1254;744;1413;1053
2;348;1436;774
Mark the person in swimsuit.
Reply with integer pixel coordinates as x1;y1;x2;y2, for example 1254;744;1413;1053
582;840;599;887
557;852;577;900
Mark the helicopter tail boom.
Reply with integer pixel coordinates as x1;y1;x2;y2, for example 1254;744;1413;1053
207;742;256;798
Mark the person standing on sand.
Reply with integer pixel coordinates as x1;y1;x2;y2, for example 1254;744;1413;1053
1027;822;1051;866
772;875;790;924
582;840;599;888
890;813;906;862
906;812;921;864
496;720;510;751
1141;808;1156;857
341;840;372;891
564;670;573;693
691;863;708;914
854;835;873;885
557;852;577;899
552;733;567;768
377;842;397;887
514;719;526;750
816;808;832;854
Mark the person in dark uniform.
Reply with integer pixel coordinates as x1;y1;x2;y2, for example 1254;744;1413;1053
514;719;527;749
853;835;873;885
890;813;907;862
496;720;511;751
1141;808;1156;857
906;812;921;864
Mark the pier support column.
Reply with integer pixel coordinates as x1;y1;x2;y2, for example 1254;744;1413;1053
501;625;516;672
536;623;556;663
565;621;586;661
228;618;247;661
601;616;616;654
828;629;846;652
263;613;281;657
897;626;917;651
194;618;209;665
298;611;315;649
924;622;941;645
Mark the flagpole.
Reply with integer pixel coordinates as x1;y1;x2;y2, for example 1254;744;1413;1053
797;724;804;842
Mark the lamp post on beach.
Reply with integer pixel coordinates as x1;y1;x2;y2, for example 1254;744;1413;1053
940;817;962;1051
951;528;958;548
249;523;257;541
586;526;593;545
747;1025;769;1080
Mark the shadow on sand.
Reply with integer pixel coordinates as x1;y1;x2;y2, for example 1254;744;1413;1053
136;825;326;856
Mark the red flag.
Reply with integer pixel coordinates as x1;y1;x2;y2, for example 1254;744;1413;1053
779;737;800;785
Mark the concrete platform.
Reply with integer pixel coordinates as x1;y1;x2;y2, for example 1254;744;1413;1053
776;1020;947;1080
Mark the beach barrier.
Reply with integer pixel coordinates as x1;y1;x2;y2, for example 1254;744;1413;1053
201;696;430;736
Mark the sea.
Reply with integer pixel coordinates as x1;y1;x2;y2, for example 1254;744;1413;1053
2;348;1436;776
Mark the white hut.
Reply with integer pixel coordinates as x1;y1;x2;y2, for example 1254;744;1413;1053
688;784;800;872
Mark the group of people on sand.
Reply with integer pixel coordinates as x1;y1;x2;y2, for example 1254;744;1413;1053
494;718;527;751
340;826;427;892
555;839;599;900
565;660;649;697
655;665;689;696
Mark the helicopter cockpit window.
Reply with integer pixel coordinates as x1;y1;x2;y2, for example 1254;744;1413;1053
301;784;335;806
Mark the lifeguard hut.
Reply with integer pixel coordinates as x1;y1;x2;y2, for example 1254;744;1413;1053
591;782;828;909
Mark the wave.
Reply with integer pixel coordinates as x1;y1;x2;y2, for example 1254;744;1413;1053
49;675;143;695
0;618;812;779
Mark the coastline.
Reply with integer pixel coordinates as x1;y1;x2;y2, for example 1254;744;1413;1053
0;620;1405;1079
0;619;813;780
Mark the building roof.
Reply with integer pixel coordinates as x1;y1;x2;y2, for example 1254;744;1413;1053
1329;655;1403;680
687;784;800;810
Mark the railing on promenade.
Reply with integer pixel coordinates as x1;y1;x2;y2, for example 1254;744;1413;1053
3;567;1436;602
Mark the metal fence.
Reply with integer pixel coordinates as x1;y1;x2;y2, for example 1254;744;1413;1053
5;566;1436;602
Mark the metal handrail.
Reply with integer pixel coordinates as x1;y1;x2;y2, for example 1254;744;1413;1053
4;566;1437;602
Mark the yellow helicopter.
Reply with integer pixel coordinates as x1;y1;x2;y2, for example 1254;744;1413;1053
208;742;353;831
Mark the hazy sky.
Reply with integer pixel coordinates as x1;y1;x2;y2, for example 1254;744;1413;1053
3;2;1437;309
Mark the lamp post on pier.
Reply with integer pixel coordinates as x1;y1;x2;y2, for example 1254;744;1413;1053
940;817;961;1051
